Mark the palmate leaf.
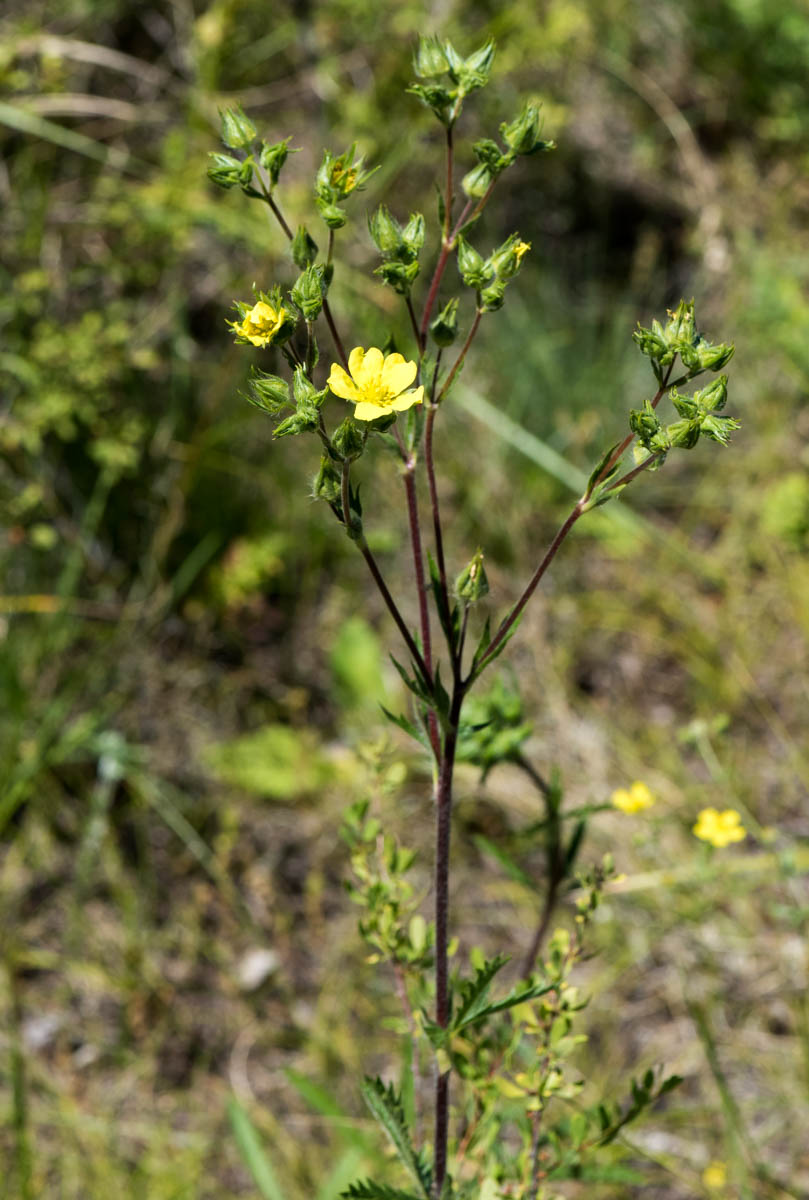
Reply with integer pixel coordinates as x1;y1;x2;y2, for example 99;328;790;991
359;1078;432;1199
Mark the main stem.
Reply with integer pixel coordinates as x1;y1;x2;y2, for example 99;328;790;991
433;685;463;1197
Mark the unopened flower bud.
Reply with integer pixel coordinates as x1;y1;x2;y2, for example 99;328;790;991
219;104;257;150
456;236;491;288
455;550;489;603
332;418;364;460
430;298;459;346
290;265;326;320
291;225;318;269
312;456;342;502
259;137;294;186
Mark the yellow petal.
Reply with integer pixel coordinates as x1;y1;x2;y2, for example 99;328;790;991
354;346;384;387
382;354;418;395
347;346;367;381
328;364;360;401
391;386;423;412
354;400;391;421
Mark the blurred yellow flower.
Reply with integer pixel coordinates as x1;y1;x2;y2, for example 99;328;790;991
328;347;423;421
231;300;288;347
611;781;655;813
702;1160;727;1189
693;807;746;848
514;240;531;265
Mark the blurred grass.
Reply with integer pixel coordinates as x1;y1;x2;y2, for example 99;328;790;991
1;0;809;1195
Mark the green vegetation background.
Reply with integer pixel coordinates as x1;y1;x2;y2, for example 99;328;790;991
2;0;809;1196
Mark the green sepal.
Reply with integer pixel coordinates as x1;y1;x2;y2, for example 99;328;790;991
472;137;508;174
500;102;555;156
375;260;420;294
461;162;494;199
585;442;622;497
413;34;450;78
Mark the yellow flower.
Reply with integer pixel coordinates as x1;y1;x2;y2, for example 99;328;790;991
328;347;423;421
231;300;288;347
692;807;746;848
611;781;655;813
514;240;531;265
702;1160;727;1189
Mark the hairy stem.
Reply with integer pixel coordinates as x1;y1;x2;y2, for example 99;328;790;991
433;685;464;1196
424;404;451;649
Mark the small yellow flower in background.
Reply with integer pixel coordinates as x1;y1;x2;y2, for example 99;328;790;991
693;807;746;848
611;780;655;814
231;299;288;347
702;1160;727;1189
328;346;423;421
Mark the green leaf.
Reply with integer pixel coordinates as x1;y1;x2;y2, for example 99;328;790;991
342;1181;422;1200
471;835;539;893
359;1078;432;1198
452;954;510;1028
227;1098;286;1200
380;706;431;750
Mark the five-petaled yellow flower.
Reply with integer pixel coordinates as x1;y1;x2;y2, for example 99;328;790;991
692;807;746;848
702;1161;728;1189
611;781;655;814
232;300;289;347
328;347;423;421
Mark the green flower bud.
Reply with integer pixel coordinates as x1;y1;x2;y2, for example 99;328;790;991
291;225;318;269
458;40;495;92
479;279;506;312
629;400;664;451
219;104;257;150
207;152;245;189
666;418;701;449
455;549;489;603
273;404;319;438
632;322;669;361
698;341;734;371
461;162;495;199
312;455;342;502
317;199;347;229
670;390;700;420
488;233;530;280
694;374;729;412
369;205;403;257
401;212;425;258
414;34;450;77
430;298;459;347
472;137;508;173
259;137;295;186
247;370;290;414
500;102;553;156
456;236;491;288
332;418;364;460
407;82;453;124
700;413;740;445
664;299;695;347
290;265;326;321
374;260;420;294
292;366;325;408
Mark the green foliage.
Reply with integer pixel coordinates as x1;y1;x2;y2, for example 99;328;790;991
205;725;337;799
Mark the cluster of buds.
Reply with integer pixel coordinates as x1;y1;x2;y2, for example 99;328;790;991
457;232;531;311
315;145;376;229
408;35;495;125
630;374;739;464
463;103;555;199
368;206;426;295
633;299;734;384
207;104;298;196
